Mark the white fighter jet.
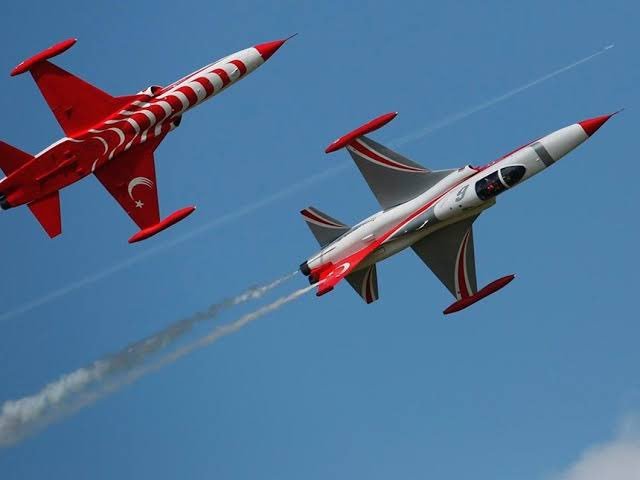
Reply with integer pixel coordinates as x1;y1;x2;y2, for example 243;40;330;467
299;111;616;314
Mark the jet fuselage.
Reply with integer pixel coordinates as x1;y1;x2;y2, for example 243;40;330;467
0;41;282;208
304;116;610;278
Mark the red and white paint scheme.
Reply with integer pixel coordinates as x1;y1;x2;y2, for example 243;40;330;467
299;111;617;313
0;36;291;242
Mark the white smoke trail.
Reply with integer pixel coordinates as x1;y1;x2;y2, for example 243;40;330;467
0;44;612;324
391;45;614;147
112;282;316;388
0;272;298;446
0;166;343;324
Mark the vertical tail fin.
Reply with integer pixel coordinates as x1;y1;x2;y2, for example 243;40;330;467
300;207;349;247
28;191;62;238
346;264;380;304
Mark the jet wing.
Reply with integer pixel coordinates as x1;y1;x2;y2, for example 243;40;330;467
411;214;515;314
12;38;138;136
30;61;139;137
94;141;161;231
324;113;455;210
346;135;455;209
412;216;480;299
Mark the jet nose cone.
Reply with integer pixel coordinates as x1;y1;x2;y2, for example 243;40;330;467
254;34;296;60
578;111;620;137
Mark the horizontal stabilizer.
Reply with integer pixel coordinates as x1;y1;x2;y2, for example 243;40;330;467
27;191;62;238
0;141;33;176
301;206;349;247
346;264;379;303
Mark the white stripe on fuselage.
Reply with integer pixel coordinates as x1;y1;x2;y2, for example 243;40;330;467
17;49;264;178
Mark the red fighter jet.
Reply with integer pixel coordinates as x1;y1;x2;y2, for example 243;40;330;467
0;36;290;242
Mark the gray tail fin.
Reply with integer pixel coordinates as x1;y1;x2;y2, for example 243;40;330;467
346;264;379;303
300;206;349;247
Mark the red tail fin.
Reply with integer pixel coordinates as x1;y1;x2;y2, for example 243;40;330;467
0;141;33;176
27;191;62;238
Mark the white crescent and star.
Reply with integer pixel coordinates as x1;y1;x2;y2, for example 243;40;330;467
335;262;351;276
127;176;154;208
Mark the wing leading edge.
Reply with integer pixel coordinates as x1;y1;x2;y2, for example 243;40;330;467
324;112;455;210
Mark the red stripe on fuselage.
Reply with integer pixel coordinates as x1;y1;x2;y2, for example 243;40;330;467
165;95;184;113
177;85;198;106
312;172;475;285
212;68;231;87
131;111;152;131
161;63;212;93
229;59;247;76
148;103;169;122
194;76;215;96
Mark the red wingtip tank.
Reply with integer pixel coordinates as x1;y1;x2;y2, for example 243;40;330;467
325;112;398;153
128;206;196;243
11;38;77;76
443;275;516;315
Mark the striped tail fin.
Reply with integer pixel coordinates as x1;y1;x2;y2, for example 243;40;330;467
300;206;349;247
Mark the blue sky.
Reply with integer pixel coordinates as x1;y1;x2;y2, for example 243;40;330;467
1;0;639;478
